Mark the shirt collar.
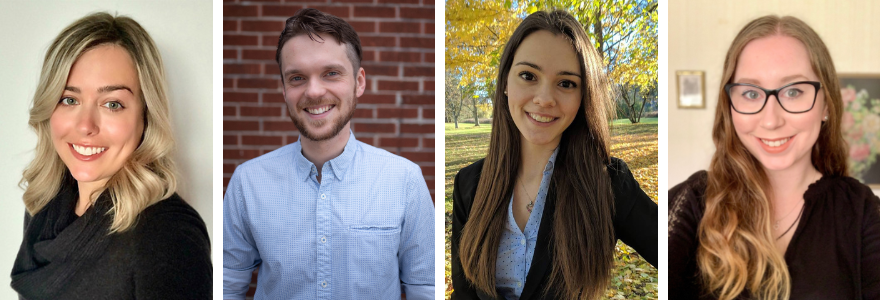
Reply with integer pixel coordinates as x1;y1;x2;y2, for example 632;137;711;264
544;147;559;173
293;130;359;182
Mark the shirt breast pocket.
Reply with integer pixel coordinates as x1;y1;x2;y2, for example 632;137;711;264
345;225;401;281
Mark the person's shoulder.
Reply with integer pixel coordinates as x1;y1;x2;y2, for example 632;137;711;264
452;158;485;202
134;194;210;245
810;175;879;209
457;158;485;181
233;142;299;174
129;195;212;294
669;170;708;212
354;138;422;172
606;156;633;183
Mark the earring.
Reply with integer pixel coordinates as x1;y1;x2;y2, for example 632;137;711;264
823;115;828;121
504;90;508;96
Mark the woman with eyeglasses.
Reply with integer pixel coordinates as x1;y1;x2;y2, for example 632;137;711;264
668;15;880;299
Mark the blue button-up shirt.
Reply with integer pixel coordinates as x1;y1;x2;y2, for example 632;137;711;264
223;131;434;300
495;148;557;299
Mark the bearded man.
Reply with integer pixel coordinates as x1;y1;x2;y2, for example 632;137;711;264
222;8;435;300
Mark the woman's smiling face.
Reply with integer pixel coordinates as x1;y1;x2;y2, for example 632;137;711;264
506;30;582;148
50;44;144;187
731;34;827;172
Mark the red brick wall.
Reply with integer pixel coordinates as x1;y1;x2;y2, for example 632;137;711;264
223;1;434;298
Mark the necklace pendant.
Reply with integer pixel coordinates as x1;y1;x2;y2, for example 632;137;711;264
526;201;534;213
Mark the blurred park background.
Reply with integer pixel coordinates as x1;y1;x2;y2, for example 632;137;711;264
444;0;659;299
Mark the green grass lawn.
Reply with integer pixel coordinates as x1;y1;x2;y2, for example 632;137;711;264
444;121;659;300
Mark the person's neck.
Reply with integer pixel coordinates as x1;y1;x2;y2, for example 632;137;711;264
518;137;559;181
301;123;351;179
764;160;822;204
76;179;107;216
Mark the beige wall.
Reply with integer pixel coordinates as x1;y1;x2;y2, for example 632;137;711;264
668;0;880;194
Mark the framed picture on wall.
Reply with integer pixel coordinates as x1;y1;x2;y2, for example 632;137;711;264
676;70;705;108
839;74;880;188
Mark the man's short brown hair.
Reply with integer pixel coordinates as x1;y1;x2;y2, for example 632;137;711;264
275;8;363;76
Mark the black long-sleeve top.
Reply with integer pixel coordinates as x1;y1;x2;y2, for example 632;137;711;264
668;171;880;299
11;174;212;300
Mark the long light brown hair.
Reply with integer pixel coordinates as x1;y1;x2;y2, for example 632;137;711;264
21;12;177;233
457;10;616;300
699;15;848;300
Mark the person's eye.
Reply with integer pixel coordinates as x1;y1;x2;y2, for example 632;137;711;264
519;71;536;81
784;89;803;98
289;75;305;83
559;80;578;89
59;97;78;106
102;101;125;111
327;71;340;77
742;90;761;100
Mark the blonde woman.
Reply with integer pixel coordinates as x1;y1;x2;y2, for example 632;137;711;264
668;16;880;299
11;13;211;299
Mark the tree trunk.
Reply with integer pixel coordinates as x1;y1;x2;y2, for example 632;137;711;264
472;94;480;126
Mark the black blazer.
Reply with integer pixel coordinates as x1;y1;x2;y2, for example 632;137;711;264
451;157;657;300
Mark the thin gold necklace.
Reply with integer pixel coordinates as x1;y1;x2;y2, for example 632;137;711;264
774;200;804;229
519;179;534;213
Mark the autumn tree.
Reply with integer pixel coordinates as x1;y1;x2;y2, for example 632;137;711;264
446;70;465;128
445;0;520;124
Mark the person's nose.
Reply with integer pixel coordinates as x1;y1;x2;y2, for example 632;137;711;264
759;94;785;130
304;78;328;100
532;82;556;108
76;105;99;137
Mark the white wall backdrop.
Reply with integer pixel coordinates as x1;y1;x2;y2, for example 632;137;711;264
0;1;212;297
668;0;880;194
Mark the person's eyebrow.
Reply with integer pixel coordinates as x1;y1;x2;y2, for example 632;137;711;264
514;61;581;78
323;63;347;72
735;75;810;86
64;85;133;94
283;64;349;79
97;85;133;94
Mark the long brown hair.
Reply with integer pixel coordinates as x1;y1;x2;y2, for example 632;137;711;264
457;10;616;300
699;15;849;300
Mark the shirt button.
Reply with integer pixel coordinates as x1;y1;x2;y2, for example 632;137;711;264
320;236;326;243
321;281;327;288
520;239;525;245
517;281;522;287
320;193;326;200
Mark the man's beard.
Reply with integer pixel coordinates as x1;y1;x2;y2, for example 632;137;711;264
289;91;358;142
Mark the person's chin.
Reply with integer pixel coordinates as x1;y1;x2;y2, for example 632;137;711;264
69;170;101;183
754;153;798;172
298;118;347;141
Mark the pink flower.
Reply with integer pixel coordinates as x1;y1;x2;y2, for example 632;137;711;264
841;87;857;105
848;126;863;141
850;143;870;161
842;112;855;131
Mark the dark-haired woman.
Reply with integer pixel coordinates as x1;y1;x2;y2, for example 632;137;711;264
450;10;658;300
668;15;880;299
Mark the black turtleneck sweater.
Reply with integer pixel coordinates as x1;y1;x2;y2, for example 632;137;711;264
11;176;212;300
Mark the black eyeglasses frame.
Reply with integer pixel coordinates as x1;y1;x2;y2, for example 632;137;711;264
724;81;822;114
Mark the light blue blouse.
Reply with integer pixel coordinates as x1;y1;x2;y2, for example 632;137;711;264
495;148;558;299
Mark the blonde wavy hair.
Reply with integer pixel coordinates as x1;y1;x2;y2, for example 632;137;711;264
21;12;177;233
699;15;849;300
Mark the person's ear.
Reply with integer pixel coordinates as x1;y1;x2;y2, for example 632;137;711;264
356;67;366;98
